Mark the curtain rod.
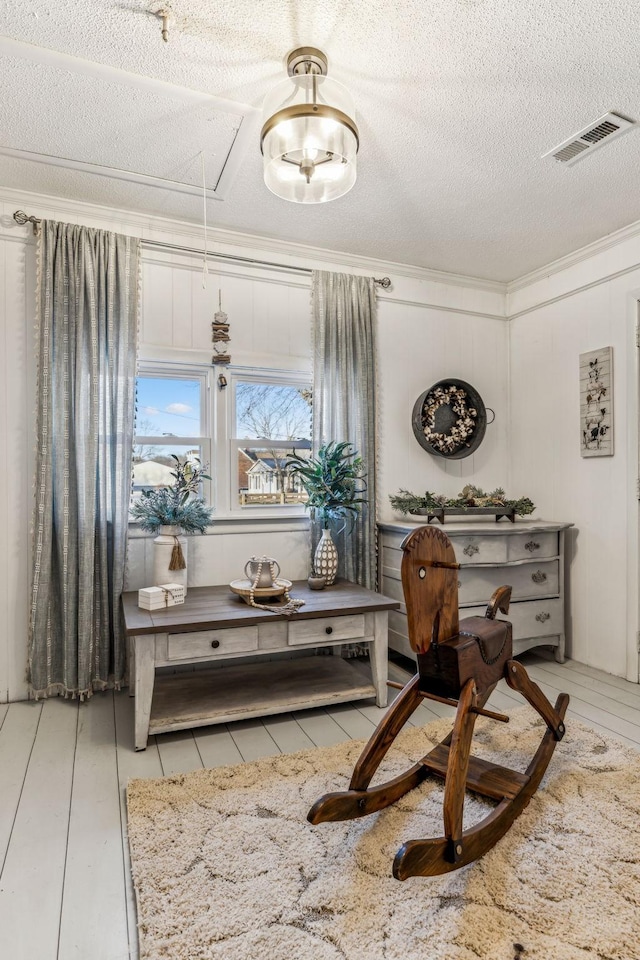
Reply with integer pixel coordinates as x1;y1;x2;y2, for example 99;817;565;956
12;210;392;288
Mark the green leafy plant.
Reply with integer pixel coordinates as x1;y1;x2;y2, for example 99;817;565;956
131;456;214;534
286;441;368;530
389;484;535;517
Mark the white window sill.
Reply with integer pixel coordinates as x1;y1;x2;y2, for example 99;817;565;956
128;514;310;538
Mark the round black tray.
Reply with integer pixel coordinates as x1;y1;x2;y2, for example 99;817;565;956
411;378;487;460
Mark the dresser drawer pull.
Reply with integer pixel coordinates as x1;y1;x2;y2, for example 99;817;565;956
211;639;221;649
325;626;333;635
531;570;547;584
525;541;540;553
458;580;462;588
535;612;551;623
463;543;480;557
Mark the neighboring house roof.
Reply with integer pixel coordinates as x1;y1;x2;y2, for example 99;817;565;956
247;458;279;473
132;460;173;486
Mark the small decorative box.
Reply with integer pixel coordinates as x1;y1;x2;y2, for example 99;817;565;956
138;583;186;610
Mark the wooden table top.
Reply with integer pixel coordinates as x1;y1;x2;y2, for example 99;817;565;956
121;578;400;636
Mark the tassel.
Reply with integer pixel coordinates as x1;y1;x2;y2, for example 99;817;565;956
169;537;186;571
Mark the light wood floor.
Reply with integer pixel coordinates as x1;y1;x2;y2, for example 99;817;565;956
1;653;639;960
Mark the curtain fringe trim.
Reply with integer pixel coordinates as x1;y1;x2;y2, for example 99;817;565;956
29;678;124;702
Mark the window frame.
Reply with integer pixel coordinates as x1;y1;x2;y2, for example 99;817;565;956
221;367;312;519
133;361;212;505
133;362;311;523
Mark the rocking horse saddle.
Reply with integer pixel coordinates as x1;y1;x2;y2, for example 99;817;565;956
418;615;512;701
307;524;569;879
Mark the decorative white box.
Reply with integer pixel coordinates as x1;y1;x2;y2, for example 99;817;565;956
138;583;186;610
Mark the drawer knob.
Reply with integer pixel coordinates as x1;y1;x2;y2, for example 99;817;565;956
211;639;221;649
525;540;540;552
531;570;547;584
463;543;479;557
535;612;551;623
325;626;333;635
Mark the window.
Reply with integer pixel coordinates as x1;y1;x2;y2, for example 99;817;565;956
229;373;311;510
133;363;310;519
133;365;210;502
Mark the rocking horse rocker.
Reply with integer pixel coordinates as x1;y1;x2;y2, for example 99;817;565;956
308;525;569;880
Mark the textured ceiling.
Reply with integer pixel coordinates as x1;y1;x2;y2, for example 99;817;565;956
2;0;640;281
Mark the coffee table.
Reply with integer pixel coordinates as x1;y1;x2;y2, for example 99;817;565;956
121;578;399;750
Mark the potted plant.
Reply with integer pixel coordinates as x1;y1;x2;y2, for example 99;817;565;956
131;456;214;593
286;441;367;584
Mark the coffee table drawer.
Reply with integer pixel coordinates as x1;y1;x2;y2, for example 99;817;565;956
167;627;259;661
288;614;365;646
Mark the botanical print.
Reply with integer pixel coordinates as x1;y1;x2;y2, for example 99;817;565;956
580;347;613;457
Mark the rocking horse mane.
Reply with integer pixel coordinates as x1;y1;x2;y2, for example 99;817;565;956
400;525;460;655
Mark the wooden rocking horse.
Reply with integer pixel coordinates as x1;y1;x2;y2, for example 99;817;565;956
308;525;569;880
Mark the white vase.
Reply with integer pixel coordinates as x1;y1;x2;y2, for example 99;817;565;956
314;527;339;585
153;525;188;594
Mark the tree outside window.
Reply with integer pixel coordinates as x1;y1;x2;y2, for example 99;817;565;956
234;380;311;507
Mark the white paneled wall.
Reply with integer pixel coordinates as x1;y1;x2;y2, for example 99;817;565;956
509;265;640;679
377;300;510;519
140;253;312;366
0;235;34;702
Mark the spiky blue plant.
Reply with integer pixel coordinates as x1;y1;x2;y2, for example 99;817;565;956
131;456;214;534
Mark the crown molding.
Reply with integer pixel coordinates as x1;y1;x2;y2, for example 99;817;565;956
507;261;640;320
1;186;506;296
508;216;640;295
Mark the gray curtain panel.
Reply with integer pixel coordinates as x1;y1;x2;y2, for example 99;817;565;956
311;270;377;589
29;220;140;699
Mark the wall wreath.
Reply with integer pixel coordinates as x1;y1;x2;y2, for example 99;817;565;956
411;379;488;459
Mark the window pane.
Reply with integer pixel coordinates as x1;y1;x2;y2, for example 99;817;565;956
236;443;310;507
132;444;203;499
235;382;311;441
136;377;201;437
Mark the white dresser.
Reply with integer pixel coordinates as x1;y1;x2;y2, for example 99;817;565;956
378;519;573;663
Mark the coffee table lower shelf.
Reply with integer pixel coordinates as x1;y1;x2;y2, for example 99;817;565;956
149;656;378;737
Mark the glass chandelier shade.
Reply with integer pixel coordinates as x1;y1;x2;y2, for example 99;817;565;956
261;51;359;204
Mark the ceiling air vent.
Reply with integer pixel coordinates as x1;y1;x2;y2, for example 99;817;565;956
542;111;635;166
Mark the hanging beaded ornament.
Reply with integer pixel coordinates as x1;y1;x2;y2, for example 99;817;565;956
211;290;231;365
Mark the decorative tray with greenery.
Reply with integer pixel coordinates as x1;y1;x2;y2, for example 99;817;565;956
389;485;535;524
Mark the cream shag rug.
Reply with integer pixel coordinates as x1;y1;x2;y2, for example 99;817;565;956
127;709;640;960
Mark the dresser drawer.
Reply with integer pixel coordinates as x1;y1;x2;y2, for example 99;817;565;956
460;598;563;641
450;535;507;565
167;627;259;661
381;545;403;581
381;576;406;610
288;614;365;646
389;608;410;640
385;562;558;610
459;560;558;605
507;532;558;562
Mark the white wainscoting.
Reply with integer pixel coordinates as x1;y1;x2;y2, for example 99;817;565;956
509;270;640;679
377;297;510;515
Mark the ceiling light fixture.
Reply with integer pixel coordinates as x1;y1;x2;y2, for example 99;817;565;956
260;47;359;204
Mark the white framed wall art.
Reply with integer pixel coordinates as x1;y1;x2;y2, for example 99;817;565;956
580;346;613;458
